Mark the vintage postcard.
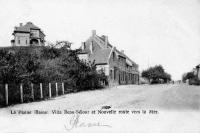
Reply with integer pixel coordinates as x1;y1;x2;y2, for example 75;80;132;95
0;0;200;133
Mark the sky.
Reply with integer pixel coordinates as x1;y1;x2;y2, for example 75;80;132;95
0;0;200;80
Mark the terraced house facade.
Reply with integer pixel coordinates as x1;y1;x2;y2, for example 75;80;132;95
78;30;139;86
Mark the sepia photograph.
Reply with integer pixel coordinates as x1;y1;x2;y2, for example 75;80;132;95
0;0;200;132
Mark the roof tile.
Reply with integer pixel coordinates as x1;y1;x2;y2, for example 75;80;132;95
14;22;40;32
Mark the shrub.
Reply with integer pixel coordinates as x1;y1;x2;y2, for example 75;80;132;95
141;65;171;84
189;77;200;85
0;43;107;106
0;84;5;106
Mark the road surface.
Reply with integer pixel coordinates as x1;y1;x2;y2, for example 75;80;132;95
0;84;199;111
0;84;200;133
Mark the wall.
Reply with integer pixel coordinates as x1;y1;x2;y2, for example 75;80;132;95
30;30;39;38
108;50;120;86
107;50;140;85
14;33;30;46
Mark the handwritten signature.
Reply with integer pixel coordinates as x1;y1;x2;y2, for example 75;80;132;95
64;114;112;131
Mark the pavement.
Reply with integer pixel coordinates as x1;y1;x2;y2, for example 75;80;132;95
0;84;200;133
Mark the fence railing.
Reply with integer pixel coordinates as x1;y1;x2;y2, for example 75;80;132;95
0;82;73;107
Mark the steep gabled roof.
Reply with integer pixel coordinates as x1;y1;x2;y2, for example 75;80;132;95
78;39;102;54
78;38;111;64
14;22;40;33
78;31;138;67
89;48;111;64
97;35;112;48
114;47;138;67
115;48;126;58
97;35;138;66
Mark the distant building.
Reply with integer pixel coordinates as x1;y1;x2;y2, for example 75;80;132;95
78;30;140;86
11;22;45;46
195;64;200;80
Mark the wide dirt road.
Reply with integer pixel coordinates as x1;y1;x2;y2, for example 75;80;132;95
0;84;200;133
0;84;199;112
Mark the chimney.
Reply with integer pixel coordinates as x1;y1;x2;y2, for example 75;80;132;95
90;42;93;54
121;50;124;53
92;30;96;36
19;23;23;27
105;36;108;48
81;42;85;50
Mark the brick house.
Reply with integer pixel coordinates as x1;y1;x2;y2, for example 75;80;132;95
11;22;45;46
78;30;140;86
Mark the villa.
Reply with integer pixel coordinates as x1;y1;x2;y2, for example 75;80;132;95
11;22;45;46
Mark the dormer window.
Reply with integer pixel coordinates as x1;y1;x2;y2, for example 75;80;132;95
112;52;116;61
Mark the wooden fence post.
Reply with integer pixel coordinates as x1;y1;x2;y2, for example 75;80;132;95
62;82;64;95
55;82;58;96
20;84;23;103
31;83;34;101
40;83;43;99
49;83;51;98
5;84;8;105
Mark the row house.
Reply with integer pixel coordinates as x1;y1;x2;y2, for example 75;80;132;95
78;30;139;86
11;22;45;46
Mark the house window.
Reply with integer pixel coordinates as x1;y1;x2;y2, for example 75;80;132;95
131;74;133;81
26;40;27;44
136;75;138;82
123;72;124;81
121;71;123;81
120;72;123;81
134;75;136;83
131;74;132;81
114;68;117;80
125;72;126;81
110;70;113;79
113;52;115;61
